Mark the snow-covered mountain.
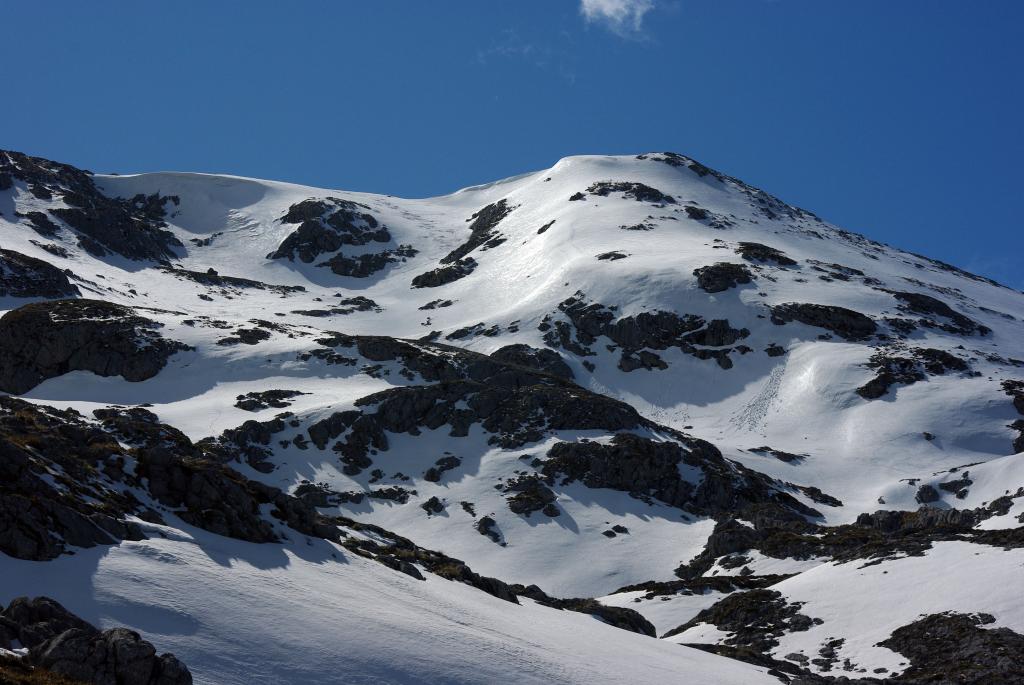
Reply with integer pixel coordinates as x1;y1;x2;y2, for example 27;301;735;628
1;148;1022;684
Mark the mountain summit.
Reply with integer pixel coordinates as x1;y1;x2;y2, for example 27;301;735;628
1;148;1022;684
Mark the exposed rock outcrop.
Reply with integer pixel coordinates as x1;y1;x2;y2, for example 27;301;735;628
318;247;417;278
512;585;656;637
771;302;877;341
541;291;749;369
735;242;797;266
876;612;1024;685
674;503;1020;584
504;475;558;517
0;398;347;560
662;589;820;652
1;149;182;261
440;199;515;264
1003;380;1024;415
0;400;150;561
489;343;573;380
0;300;189;394
856;347;969;399
234;390;308;412
693;262;754;293
423;455;461;482
161;266;305;295
407;200;515;288
410;258;476;288
540;433;820;521
269;198;389;262
582;181;675;204
1;597;96;650
0;596;192;685
267;197;415;278
302;334;647;473
29;627;193;685
888;290;989;336
0;249;80;299
638;152;820;222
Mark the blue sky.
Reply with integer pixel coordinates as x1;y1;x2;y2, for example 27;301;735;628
2;1;1021;288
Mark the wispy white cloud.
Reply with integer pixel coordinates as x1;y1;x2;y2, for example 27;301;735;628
475;29;578;85
580;0;655;36
476;30;546;67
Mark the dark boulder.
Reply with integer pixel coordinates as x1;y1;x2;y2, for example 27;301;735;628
29;627;192;685
0;596;192;685
771;303;877;341
0;299;190;394
267;197;415;279
410;258;477;288
584;181;675;204
748;446;806;464
216;327;271;346
1;597;96;650
618;350;667;372
423;455;461;482
418;299;455;311
693;262;754;293
489;344;573;380
476;516;501;543
888;290;988;336
915;485;941;504
735;242;797;266
504;475;558;516
0;248;80;298
421;496;444;515
234;389;307;412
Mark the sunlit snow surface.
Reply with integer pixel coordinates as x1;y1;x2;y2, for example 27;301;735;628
2;152;1023;682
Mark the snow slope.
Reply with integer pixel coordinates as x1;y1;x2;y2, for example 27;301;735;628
1;148;1022;682
0;520;774;685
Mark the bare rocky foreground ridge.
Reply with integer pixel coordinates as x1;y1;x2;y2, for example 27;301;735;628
0;148;1022;684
